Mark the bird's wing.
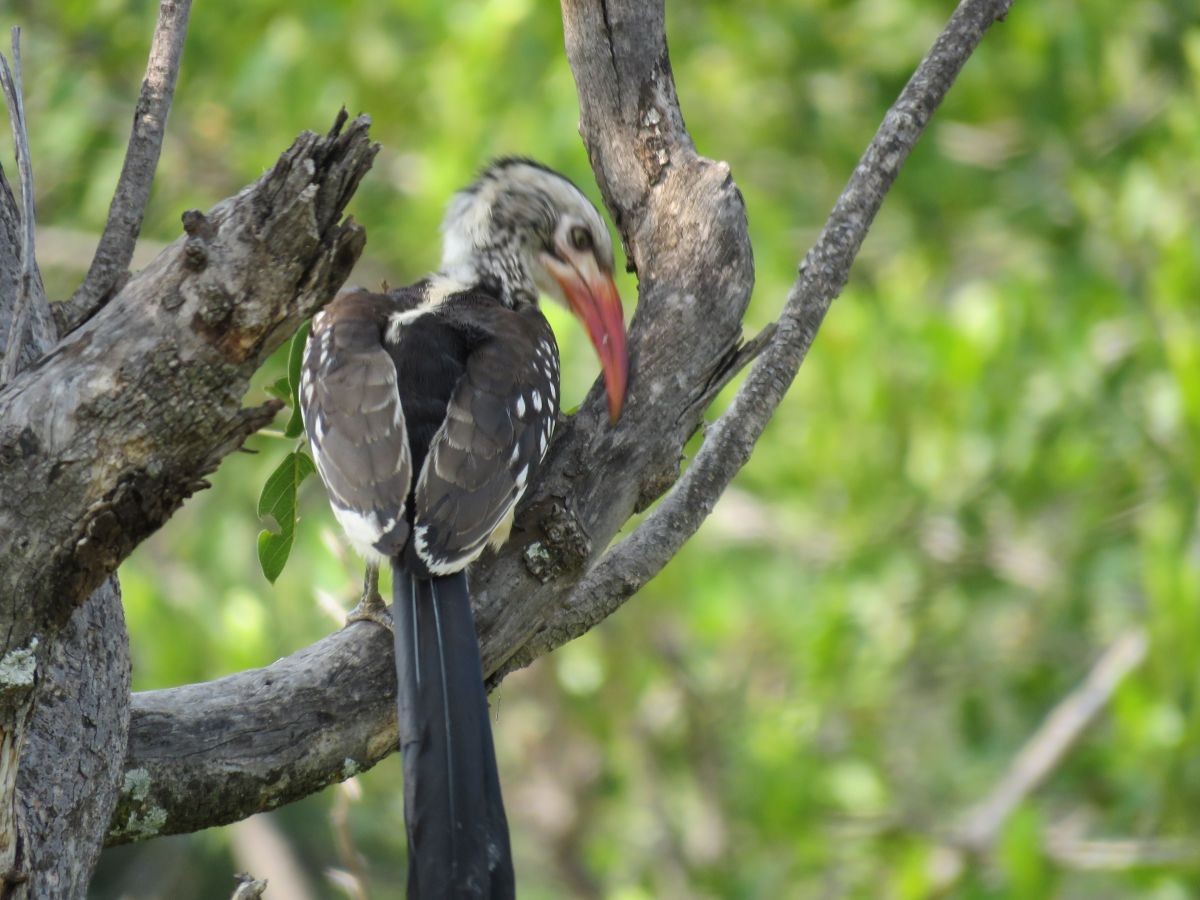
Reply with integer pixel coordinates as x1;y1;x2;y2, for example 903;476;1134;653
301;291;412;558
410;308;559;575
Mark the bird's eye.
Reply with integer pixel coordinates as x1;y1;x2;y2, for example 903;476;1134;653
568;226;593;252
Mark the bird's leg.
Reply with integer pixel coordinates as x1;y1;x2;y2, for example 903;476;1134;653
345;562;392;632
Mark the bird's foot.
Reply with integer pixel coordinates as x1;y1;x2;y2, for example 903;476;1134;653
344;566;392;633
345;592;392;632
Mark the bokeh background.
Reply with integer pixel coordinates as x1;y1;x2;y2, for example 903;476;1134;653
4;0;1198;896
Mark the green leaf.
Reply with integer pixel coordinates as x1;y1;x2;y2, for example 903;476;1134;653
256;450;316;583
264;376;291;403
284;321;311;438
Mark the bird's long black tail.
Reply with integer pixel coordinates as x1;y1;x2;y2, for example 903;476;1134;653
393;567;515;899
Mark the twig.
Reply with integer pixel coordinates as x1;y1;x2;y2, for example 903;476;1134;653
555;0;1015;637
923;629;1148;892
1045;834;1200;871
327;781;369;900
59;0;192;332
954;628;1148;851
0;28;37;385
230;815;316;900
230;873;267;900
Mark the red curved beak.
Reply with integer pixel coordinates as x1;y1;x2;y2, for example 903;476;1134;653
541;253;628;423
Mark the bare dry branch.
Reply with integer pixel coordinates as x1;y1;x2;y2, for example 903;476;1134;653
1;115;375;886
0;28;38;385
925;628;1149;892
1045;834;1200;871
1;113;374;644
109;623;396;845
1;38;126;894
59;0;192;332
230;874;268;900
955;628;1148;851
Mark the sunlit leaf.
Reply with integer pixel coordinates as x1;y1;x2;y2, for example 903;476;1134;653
264;376;291;403
256;450;316;583
284;320;311;438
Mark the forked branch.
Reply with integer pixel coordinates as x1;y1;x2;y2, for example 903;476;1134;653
538;0;1017;661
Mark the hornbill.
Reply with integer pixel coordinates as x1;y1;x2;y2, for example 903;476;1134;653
300;159;628;897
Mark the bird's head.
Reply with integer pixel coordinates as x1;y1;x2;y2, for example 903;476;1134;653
440;158;628;421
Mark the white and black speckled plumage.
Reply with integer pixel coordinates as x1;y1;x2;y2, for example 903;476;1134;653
300;158;615;900
301;277;559;577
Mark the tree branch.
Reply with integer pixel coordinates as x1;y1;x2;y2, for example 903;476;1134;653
460;0;757;688
1044;834;1200;872
927;628;1148;890
230;874;268;900
108;0;1012;843
18;579;129;894
58;0;192;333
0;28;39;385
1;113;375;640
954;629;1148;852
109;624;397;845
539;0;1016;662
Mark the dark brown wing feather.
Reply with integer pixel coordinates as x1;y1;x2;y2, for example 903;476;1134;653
301;290;414;557
410;305;559;575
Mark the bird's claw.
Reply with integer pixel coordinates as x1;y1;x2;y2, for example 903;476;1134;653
345;594;393;633
344;566;392;633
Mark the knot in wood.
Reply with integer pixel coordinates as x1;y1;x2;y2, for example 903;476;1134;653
183;241;208;273
193;281;235;331
181;209;216;241
522;503;590;584
180;210;216;274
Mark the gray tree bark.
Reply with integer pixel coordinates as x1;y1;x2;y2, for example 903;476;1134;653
17;582;129;896
0;0;1014;891
0;33;132;897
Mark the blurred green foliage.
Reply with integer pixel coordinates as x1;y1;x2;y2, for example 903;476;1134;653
4;0;1198;896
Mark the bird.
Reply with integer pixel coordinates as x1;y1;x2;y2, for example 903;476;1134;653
299;158;628;898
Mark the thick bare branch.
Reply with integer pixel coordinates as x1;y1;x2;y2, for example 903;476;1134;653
18;580;130;894
1;113;374;643
109;623;396;845
464;0;755;686
0;29;39;385
59;0;192;332
109;0;1010;843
